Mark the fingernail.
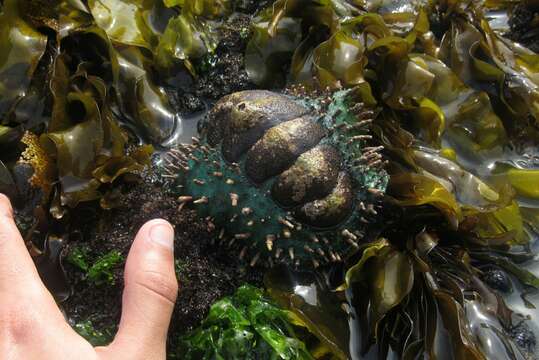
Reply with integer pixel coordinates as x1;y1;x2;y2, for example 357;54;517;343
149;222;174;250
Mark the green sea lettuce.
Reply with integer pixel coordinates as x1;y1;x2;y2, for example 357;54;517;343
179;285;315;360
66;246;124;285
87;250;123;285
73;319;114;346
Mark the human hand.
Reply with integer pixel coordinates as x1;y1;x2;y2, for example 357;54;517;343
0;194;178;359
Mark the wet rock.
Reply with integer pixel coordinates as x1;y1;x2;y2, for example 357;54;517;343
509;2;539;53
172;13;255;116
193;14;254;100
510;322;537;355
235;0;271;13
481;267;513;293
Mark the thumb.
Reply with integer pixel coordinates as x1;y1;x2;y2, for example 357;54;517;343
102;219;178;360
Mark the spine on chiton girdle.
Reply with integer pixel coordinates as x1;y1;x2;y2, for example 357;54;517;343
160;89;389;268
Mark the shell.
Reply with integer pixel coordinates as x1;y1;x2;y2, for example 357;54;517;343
162;90;389;267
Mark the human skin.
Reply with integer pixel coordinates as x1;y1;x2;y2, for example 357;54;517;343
0;194;179;359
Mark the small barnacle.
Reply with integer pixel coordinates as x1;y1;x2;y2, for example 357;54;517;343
18;131;54;196
162;89;389;268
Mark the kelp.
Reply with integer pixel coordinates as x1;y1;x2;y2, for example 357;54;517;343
348;242;415;343
472;201;529;245
246;0;344;88
87;0;229;55
2;0;231;147
154;0;231;76
0;0;198;214
155;10;218;76
88;0;157;49
492;162;539;200
247;1;508;155
248;0;535;239
35;234;71;302
58;24;178;144
247;1;539;358
115;46;177;143
163;0;231;18
0;0;47;120
438;5;539;126
0;0;192;312
411;149;509;210
0;2;159;213
387;170;463;228
340;228;530;359
265;266;353;360
41;42;154;209
19;132;54;196
246;11;302;87
388;54;507;153
356;19;508;155
179;284;316;360
69;0;237;138
0;0;538;358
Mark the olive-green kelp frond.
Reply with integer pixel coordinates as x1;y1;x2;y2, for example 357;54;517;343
335;199;538;358
178;284;319;360
0;0;48;126
245;0;435;90
87;0;231;77
265;266;355;360
0;1;164;215
438;6;539;129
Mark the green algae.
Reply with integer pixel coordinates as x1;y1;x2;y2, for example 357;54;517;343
179;284;315;360
73;319;114;347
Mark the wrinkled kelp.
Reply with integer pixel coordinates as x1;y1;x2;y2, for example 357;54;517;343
244;0;539;358
0;0;236;216
0;0;238;300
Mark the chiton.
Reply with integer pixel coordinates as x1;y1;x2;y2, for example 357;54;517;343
161;89;389;267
